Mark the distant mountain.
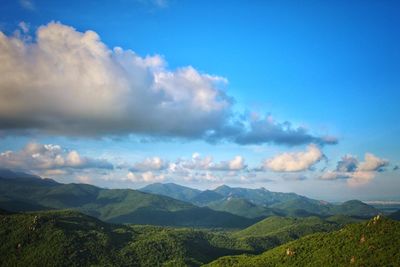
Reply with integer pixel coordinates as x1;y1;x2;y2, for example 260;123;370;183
330;200;380;217
0;169;45;180
206;216;400;266
271;198;380;218
208;197;279;219
270;198;332;216
0;210;253;266
213;185;306;206
0;173;255;228
190;190;224;206
139;182;201;202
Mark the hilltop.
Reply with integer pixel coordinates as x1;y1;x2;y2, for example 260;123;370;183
206;216;400;266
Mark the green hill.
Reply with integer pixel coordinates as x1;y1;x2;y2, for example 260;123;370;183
0;177;255;228
229;215;345;253
331;200;381;217
190;190;224;206
139;183;201;202
208;197;278;219
205;215;400;266
213;185;305;206
271;198;379;218
0;210;253;267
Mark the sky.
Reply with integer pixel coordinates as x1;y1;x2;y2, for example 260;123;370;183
0;0;399;201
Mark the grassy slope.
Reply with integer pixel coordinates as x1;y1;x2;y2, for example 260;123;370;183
205;216;400;267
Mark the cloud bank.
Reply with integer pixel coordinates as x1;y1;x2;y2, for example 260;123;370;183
0;22;336;146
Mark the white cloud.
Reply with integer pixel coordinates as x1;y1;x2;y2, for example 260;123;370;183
358;153;388;172
0;142;113;173
179;153;247;171
125;171;165;183
76;175;92;184
0;22;337;147
0;22;230;138
130;157;168;172
320;153;389;187
263;144;323;172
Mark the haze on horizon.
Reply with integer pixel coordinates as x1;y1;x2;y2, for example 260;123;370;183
0;0;399;202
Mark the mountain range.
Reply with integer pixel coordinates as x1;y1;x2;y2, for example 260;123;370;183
0;169;381;228
139;182;380;219
1;169;399;266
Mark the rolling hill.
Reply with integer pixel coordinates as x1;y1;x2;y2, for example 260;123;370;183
206;215;400;266
0;173;255;228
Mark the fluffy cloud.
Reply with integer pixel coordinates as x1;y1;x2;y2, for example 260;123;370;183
0;22;230;138
320;153;389;186
263;144;323;172
358;153;388;172
180;153;247;171
129;157;168;172
125;171;165;183
121;153;249;184
0;142;113;173
0;22;336;147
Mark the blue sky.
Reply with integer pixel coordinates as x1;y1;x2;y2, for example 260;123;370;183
0;0;399;201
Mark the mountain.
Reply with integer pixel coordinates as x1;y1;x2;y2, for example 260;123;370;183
190;190;224;206
206;216;400;266
0;174;255;228
213;185;306;206
0;210;253;267
271;198;380;218
139;182;201;202
330;200;380;217
270;198;332;217
207;197;279;219
0;169;43;180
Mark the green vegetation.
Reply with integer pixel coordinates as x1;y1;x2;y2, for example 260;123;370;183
229;215;353;253
271;198;379;218
206;216;400;267
1;172;395;266
213;185;304;206
0;210;252;267
207;197;278;219
190;190;224;206
139;183;201;202
0;177;255;228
